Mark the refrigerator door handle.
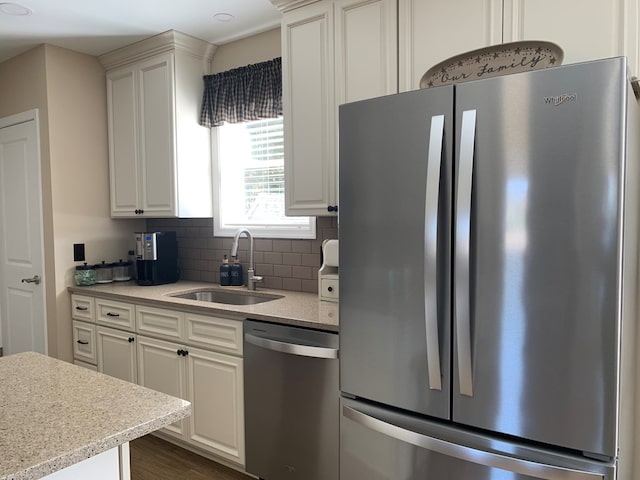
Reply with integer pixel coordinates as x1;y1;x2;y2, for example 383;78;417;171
424;114;445;391
343;405;603;480
456;109;476;397
245;333;339;359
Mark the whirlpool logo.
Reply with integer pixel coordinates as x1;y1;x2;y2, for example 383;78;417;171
544;93;577;106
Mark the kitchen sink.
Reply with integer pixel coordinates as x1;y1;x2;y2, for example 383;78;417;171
169;288;283;305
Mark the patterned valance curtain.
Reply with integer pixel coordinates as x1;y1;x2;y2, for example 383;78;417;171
199;57;282;128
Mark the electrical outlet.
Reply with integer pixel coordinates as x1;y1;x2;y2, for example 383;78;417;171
73;243;85;262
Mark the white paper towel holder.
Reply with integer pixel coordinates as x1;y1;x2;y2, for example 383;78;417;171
319;239;338;302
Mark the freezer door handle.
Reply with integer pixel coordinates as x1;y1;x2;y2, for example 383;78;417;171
245;332;338;359
424;114;444;391
343;405;603;480
455;109;476;397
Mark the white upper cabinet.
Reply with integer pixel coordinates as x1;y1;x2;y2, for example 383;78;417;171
399;0;502;92
281;0;397;216
400;0;640;92
282;2;336;216
503;0;639;76
335;0;398;104
276;0;640;215
101;30;216;218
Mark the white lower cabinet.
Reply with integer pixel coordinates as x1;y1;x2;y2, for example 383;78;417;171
136;335;245;465
96;326;138;384
71;295;246;467
137;336;188;439
186;347;244;465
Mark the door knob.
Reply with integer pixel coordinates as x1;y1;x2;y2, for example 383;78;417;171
21;275;41;285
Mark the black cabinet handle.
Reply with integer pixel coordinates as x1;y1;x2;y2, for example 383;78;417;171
327;286;333;292
128;337;135;343
106;312;120;317
75;306;88;311
77;340;89;345
327;205;338;213
176;349;189;356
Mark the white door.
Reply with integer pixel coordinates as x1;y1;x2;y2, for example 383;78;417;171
0;111;46;356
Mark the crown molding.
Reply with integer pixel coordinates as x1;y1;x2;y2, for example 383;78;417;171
268;0;322;13
99;30;218;70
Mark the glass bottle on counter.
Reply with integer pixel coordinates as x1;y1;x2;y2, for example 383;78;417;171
220;255;231;286
230;256;243;286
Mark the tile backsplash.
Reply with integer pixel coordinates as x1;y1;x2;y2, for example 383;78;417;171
146;217;338;293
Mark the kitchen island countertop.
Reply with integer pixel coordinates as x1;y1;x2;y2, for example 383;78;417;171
0;352;190;480
69;281;339;332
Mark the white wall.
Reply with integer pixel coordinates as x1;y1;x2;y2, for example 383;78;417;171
0;45;144;361
211;28;281;73
44;45;145;361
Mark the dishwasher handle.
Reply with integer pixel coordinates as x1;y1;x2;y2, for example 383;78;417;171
245;332;338;359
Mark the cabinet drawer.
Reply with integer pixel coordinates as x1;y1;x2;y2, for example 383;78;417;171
73;320;97;364
95;298;135;330
320;277;339;302
71;294;95;322
137;305;183;340
185;313;243;356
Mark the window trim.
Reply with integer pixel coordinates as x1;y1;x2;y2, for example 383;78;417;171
211;126;316;239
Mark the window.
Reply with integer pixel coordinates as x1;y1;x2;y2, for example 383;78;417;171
213;117;315;238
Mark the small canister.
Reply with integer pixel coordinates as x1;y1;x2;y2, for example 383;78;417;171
94;261;114;283
74;263;96;286
113;259;132;281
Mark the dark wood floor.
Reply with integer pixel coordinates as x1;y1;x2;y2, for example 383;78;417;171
130;435;252;480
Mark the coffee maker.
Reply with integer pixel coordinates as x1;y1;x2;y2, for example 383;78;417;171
134;232;179;286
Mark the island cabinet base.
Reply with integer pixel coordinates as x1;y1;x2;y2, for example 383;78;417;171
43;444;130;480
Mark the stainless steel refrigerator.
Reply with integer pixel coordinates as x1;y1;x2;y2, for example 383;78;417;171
339;57;640;480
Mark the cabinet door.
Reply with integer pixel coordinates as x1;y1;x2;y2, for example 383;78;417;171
137;336;188;439
503;0;638;75
398;0;503;91
96;326;137;383
137;53;177;217
283;2;337;216
106;66;140;217
186;347;245;466
335;0;397;104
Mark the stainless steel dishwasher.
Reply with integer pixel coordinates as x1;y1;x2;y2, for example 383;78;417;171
244;319;339;480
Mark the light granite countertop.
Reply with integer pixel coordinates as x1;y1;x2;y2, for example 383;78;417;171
0;352;191;480
68;281;339;332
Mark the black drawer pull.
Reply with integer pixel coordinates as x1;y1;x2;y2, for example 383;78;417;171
77;340;89;345
75;306;88;311
128;337;135;343
106;312;120;317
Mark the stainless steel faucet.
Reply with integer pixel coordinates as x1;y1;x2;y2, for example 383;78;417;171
230;228;263;290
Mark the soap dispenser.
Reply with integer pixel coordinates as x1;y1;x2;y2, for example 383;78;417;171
220;255;231;286
230;256;243;286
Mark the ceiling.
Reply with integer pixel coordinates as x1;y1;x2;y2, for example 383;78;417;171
0;0;282;64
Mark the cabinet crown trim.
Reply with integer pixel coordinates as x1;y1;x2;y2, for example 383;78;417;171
99;29;217;70
269;0;322;13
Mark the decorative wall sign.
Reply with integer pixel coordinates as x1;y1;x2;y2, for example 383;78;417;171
420;41;564;88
